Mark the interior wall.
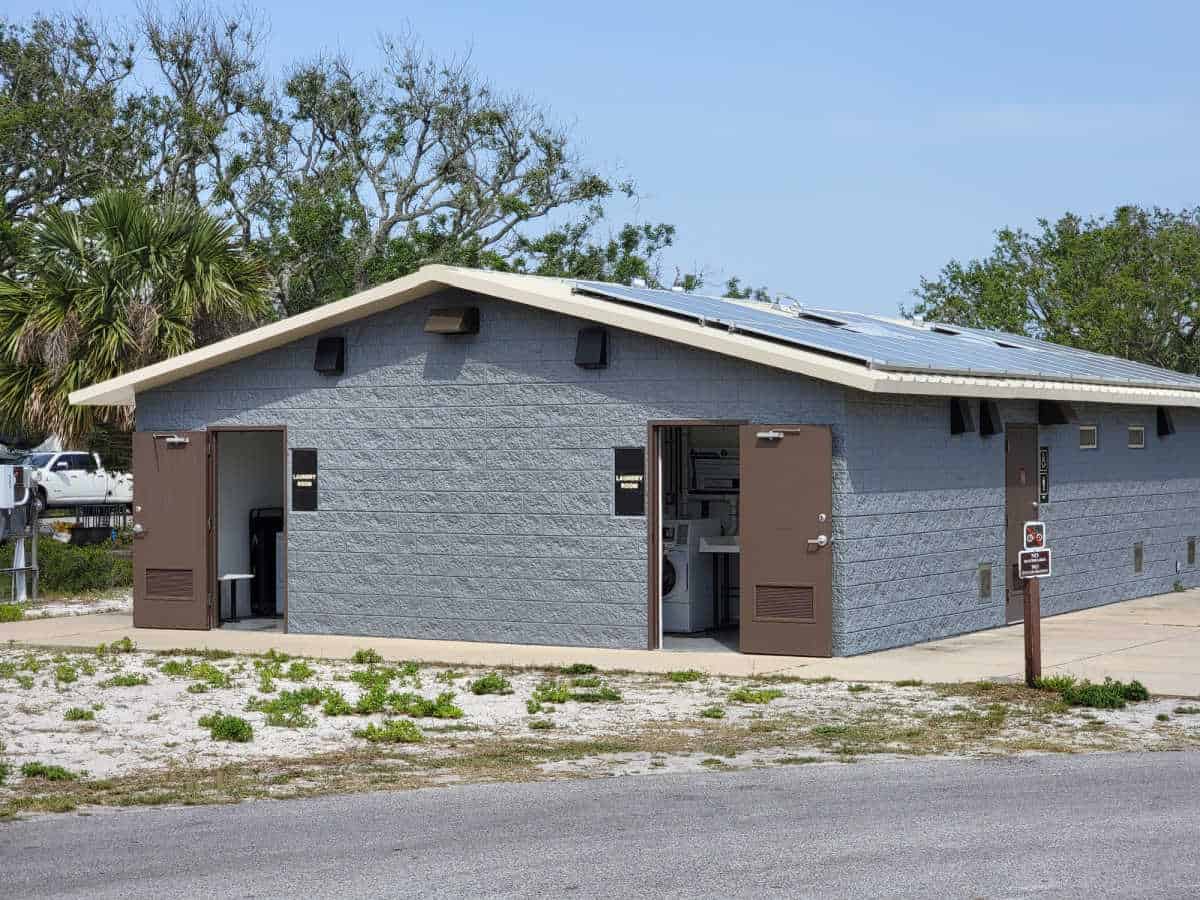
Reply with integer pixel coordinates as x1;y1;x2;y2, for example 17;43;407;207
217;430;285;617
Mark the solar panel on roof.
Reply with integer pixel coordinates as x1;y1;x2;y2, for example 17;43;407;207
569;280;1200;391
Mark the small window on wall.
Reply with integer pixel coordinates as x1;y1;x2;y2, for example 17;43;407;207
1127;426;1145;449
1079;425;1098;449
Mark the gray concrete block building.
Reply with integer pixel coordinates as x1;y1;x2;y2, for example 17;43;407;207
72;266;1200;656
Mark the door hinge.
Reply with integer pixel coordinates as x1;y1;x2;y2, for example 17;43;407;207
207;516;213;531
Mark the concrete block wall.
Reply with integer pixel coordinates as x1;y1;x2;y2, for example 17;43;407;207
834;394;1200;655
136;290;849;649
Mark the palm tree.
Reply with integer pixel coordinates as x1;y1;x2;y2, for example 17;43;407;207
0;190;270;445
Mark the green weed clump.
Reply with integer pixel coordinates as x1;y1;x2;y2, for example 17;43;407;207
1174;705;1200;715
571;685;622;703
388;691;464;720
322;691;355;716
528;718;555;730
847;684;871;693
470;672;514;695
1035;675;1149;709
161;659;231;689
0;661;14;678
63;707;95;721
728;686;785;705
96;636;136;656
101;672;149;688
354;719;423;744
352;648;382;665
570;676;601;688
198;713;254;742
559;663;597;675
0;761;8;785
699;706;726;719
247;688;327;728
894;679;924;688
667;669;705;684
54;664;78;685
0;602;24;622
20;762;78;781
531;680;571;705
285;661;315;682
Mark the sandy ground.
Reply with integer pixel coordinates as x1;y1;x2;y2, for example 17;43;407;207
14;591;132;619
3;640;1199;794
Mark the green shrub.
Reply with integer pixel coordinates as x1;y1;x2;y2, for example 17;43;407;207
570;676;602;688
1156;713;1170;722
1174;705;1200;715
699;705;725;719
354;683;390;714
1;540;132;595
198;713;253;742
528;718;555;730
54;664;78;685
571;685;622;703
667;669;705;684
0;602;24;622
352;648;382;665
101;672;149;688
728;686;785;705
354;718;423;743
21;761;77;781
64;707;94;721
470;672;513;695
161;659;231;688
531;680;571;705
559;663;597;675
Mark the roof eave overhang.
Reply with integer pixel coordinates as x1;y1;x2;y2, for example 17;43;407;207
67;264;1200;409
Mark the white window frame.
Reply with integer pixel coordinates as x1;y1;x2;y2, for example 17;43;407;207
1079;425;1098;450
1127;425;1145;449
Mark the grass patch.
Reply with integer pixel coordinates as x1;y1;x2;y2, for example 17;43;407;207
1173;705;1200;715
322;691;355;716
728;686;785;705
285;661;315;682
156;647;235;661
0;762;8;785
388;691;464;720
161;659;232;689
847;684;871;693
0;602;24;622
469;672;514;695
101;672;149;688
895;679;924;688
96;636;135;656
778;756;824;765
352;648;382;665
528;718;555;731
699;706;725;719
64;707;95;722
1156;713;1170;722
54;663;78;685
667;669;705;684
21;762;78;782
198;713;254;743
436;669;466;683
354;719;423;744
570;675;601;688
572;685;622;703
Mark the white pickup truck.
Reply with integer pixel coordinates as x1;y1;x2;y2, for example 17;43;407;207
21;451;134;511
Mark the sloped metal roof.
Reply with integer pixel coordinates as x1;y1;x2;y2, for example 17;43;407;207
571;281;1200;392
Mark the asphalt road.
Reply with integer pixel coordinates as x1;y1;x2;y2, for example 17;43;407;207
3;753;1199;899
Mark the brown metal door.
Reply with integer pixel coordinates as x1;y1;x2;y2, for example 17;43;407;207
738;425;833;656
132;431;211;629
1005;424;1039;624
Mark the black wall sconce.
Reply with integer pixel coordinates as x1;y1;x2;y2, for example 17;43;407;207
575;327;608;369
314;336;345;375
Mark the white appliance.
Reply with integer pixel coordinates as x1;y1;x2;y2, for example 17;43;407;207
662;518;720;633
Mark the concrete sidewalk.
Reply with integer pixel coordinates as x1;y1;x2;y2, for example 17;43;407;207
3;591;1198;695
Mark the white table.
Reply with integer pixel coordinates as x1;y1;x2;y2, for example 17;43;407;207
698;537;740;627
218;573;254;624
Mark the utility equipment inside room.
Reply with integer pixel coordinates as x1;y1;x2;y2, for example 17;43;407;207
658;424;741;652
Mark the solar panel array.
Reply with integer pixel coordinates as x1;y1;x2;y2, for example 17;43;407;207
570;281;1200;391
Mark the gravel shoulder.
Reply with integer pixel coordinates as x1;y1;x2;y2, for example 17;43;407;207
2;640;1198;818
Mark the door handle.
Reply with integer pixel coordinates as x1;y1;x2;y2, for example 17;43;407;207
807;535;829;548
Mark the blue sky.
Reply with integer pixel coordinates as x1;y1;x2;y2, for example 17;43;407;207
13;1;1200;312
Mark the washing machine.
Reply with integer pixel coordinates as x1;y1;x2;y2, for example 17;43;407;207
662;518;720;633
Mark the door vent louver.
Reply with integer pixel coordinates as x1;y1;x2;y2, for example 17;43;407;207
145;568;193;600
754;584;815;622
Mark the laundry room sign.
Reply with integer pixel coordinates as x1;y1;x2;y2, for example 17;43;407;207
613;447;645;517
291;448;318;511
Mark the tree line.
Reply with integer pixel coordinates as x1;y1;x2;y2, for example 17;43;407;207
3;5;1198;447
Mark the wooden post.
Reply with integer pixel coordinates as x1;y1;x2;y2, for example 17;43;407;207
1024;576;1042;687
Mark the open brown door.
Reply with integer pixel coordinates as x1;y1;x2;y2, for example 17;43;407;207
132;431;211;629
739;425;833;656
1005;424;1039;624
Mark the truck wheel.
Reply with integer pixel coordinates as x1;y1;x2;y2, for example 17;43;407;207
33;488;48;514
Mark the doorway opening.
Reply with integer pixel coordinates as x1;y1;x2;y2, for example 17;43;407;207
212;428;287;632
653;423;742;653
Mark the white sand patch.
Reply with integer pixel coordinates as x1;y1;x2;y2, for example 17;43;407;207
0;647;1195;791
19;590;132;619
